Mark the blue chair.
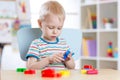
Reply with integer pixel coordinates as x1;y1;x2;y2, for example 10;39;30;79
17;28;82;69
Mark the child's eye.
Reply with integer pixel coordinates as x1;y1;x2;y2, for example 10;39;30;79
48;26;54;29
58;27;62;30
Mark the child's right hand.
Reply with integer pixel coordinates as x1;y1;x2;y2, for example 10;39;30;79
48;53;65;64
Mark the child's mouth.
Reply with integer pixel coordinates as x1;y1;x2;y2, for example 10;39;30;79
51;36;56;38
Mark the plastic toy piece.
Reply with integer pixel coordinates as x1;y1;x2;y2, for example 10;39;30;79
83;65;93;69
87;69;98;74
56;73;62;77
114;47;118;58
59;70;70;77
63;50;70;60
41;69;55;77
16;68;26;72
107;41;113;57
63;50;74;60
41;69;61;78
24;70;36;74
81;69;87;74
81;64;98;75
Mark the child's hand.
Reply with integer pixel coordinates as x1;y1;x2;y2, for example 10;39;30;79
65;52;73;61
49;53;65;64
63;50;74;60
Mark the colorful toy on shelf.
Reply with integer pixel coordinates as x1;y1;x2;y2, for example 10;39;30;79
91;13;97;29
81;64;98;74
41;68;61;78
24;69;36;74
113;47;118;58
107;41;113;57
102;18;115;24
102;18;115;29
16;68;26;72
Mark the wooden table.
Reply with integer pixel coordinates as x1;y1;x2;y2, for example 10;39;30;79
1;69;120;80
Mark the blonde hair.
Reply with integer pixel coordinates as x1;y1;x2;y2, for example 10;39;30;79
39;1;65;21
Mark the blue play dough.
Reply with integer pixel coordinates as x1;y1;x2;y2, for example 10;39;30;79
63;50;74;60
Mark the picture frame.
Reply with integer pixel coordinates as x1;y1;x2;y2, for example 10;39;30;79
0;1;17;18
16;0;31;20
0;19;14;43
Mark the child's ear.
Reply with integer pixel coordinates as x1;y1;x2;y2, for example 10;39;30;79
38;19;42;28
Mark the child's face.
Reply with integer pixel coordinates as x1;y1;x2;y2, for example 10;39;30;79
38;13;64;42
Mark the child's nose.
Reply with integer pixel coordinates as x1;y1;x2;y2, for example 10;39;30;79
53;29;57;34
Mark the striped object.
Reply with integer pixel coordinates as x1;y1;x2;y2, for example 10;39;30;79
26;37;70;69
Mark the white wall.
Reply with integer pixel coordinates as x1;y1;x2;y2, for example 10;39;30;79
30;0;80;29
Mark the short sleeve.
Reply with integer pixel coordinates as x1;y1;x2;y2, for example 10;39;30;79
26;40;40;60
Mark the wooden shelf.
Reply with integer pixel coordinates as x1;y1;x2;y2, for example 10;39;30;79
80;0;119;70
81;56;97;60
99;0;117;4
99;57;118;61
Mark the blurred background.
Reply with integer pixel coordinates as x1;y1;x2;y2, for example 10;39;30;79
0;0;80;70
1;0;120;70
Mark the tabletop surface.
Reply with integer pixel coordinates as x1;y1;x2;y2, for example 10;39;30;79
1;69;120;80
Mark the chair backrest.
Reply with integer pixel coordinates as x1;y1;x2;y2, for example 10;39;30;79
17;28;82;69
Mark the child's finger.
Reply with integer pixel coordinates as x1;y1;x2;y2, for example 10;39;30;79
58;52;64;57
53;55;64;62
68;52;72;57
54;57;64;63
54;58;61;63
57;55;65;61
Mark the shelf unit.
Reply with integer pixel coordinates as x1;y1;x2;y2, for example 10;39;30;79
80;0;120;70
